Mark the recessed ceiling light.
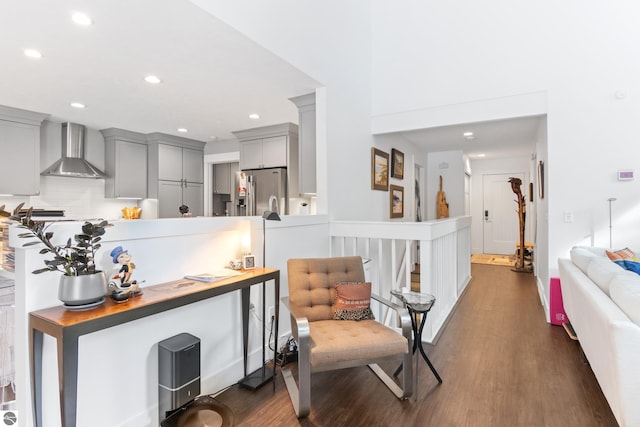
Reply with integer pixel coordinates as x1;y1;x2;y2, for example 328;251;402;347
144;75;162;84
477;154;486;158
177;128;188;133
463;132;475;140
24;49;43;59
249;113;260;120
210;136;218;140
70;102;85;109
71;12;93;26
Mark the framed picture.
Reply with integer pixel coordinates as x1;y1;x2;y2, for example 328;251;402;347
391;148;404;179
243;254;256;270
538;160;544;199
371;148;389;191
390;185;404;218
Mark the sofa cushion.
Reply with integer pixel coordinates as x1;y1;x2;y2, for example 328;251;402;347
606;247;639;263
586;257;633;296
570;246;605;273
610;275;640;326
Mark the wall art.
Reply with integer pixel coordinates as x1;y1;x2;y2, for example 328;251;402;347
371;148;389;191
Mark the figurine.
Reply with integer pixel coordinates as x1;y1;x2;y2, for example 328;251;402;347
179;204;192;217
108;246;142;302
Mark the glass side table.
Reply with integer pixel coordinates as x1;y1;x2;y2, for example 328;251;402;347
390;289;443;398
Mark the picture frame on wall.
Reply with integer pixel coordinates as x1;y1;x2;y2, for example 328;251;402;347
391;148;404;179
390;184;404;218
538;160;544;199
371;147;389;191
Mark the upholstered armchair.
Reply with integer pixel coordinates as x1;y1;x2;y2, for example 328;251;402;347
281;256;413;418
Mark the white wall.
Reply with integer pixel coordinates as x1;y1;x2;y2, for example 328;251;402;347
426;151;465;220
371;133;427;221
191;0;381;221
535;119;549;315
369;1;640;309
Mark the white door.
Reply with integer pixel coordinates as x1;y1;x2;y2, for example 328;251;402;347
483;173;525;254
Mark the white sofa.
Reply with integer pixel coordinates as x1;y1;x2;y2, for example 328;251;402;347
559;246;640;427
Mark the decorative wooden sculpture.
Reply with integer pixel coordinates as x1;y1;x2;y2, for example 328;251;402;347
509;177;531;273
436;175;449;219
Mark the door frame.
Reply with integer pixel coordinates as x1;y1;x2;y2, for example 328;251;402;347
204;152;240;216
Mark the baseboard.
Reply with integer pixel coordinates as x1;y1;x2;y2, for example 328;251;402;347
429;274;472;346
536;275;550;323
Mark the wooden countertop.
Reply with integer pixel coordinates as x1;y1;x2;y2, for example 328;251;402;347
30;267;278;329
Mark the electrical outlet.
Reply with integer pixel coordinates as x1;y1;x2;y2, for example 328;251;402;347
268;306;275;319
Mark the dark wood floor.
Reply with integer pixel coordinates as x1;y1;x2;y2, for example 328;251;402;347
215;264;618;426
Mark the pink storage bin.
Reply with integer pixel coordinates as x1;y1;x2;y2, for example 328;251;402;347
549;277;569;325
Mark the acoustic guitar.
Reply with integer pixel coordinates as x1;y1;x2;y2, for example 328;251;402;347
436;175;449;219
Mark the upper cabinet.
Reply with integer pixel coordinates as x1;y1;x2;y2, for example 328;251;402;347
0;105;48;195
101;128;148;199
289;93;316;195
240;135;287;170
233;123;299;196
213;162;239;194
147;133;205;218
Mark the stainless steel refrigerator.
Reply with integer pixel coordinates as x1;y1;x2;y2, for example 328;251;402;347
235;167;288;216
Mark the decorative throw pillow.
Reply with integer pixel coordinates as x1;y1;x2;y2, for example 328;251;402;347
333;281;375;321
606;247;639;263
622;260;640;275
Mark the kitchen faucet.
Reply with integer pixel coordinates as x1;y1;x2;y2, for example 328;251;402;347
268;195;279;214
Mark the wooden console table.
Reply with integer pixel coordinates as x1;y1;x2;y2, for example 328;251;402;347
29;267;279;427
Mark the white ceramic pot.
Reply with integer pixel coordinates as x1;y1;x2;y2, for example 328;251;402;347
58;271;107;306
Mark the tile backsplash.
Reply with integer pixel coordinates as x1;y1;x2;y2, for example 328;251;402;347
0;176;141;220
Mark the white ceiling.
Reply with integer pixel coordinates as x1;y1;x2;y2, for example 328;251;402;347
0;0;319;142
394;115;544;160
1;1;542;157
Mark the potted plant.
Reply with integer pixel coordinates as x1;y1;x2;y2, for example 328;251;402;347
2;203;112;307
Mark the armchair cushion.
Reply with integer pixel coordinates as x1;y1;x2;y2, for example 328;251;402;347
333;282;375;321
309;319;408;369
287;256;366;322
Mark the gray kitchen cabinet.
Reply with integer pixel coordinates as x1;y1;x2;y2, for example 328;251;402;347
158;144;183;182
233;123;299;196
182;147;204;183
213;163;230;194
0;105;48;195
239;139;263;170
101;128;148;199
158;180;183;218
213;162;239;194
183;182;204;216
239;136;287;170
289;92;317;195
147;133;205;218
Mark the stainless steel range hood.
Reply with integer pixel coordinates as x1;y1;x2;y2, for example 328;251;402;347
41;122;106;178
